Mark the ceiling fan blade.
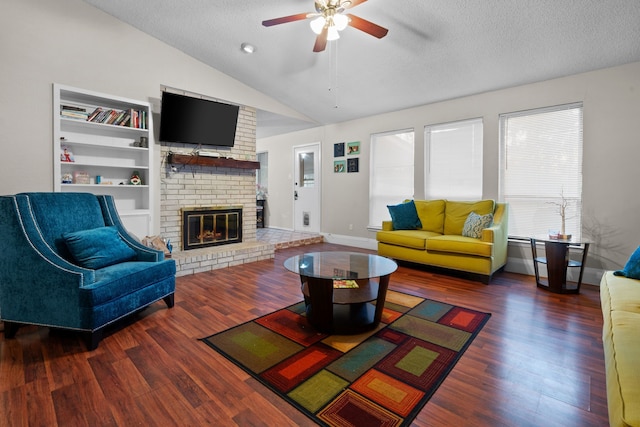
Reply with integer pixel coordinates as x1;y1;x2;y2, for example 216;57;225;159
262;13;310;27
346;13;388;38
313;27;329;52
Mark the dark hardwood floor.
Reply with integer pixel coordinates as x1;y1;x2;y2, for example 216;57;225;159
0;242;609;426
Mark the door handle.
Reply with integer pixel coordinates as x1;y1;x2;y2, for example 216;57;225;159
294;191;298;200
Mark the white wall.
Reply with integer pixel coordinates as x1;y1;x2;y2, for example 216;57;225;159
0;0;305;233
258;61;640;282
3;0;638;283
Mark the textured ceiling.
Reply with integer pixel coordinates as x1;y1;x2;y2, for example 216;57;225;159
83;0;640;138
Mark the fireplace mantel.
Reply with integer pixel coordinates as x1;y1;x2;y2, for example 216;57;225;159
168;153;260;170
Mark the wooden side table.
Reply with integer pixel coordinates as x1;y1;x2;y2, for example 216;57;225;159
530;236;590;294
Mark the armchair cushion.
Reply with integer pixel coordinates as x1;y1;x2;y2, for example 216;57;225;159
63;226;136;269
80;260;176;307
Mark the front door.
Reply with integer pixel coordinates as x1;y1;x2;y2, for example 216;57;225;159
293;143;321;232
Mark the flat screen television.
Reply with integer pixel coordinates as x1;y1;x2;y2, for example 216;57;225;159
159;91;239;147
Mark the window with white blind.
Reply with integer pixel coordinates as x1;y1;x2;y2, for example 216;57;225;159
499;103;583;239
369;129;415;228
424;118;483;200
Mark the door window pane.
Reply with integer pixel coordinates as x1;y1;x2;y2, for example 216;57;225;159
299;152;314;187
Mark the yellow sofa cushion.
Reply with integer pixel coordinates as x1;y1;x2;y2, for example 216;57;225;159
444;200;495;236
600;271;640;427
376;229;437;250
607;310;640;427
414;199;446;234
426;235;493;257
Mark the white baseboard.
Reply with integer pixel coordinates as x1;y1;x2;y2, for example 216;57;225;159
318;235;604;286
321;233;378;250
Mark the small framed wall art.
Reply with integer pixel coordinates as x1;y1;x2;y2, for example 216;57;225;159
347;158;359;173
347;141;360;155
334;160;346;173
334;142;345;157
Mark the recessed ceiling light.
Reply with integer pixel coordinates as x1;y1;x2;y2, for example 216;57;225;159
241;43;255;54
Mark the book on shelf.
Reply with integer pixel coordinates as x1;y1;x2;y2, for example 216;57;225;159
60;100;147;129
333;279;359;289
60;104;89;120
79;107;146;129
87;107;103;122
61;104;86;112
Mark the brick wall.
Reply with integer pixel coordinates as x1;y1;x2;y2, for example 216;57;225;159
159;105;258;252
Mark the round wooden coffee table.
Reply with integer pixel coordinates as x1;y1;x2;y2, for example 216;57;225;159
284;251;397;334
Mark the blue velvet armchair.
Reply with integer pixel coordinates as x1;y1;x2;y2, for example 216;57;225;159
0;192;176;350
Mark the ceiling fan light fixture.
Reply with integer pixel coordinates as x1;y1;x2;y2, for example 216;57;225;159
333;13;348;31
327;26;340;40
310;16;326;34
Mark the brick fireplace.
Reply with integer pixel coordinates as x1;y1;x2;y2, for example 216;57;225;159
159;100;273;275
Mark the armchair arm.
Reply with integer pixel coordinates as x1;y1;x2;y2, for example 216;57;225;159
381;221;394;231
0;196;93;328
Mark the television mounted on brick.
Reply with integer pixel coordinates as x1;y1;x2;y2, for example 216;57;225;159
159;91;239;147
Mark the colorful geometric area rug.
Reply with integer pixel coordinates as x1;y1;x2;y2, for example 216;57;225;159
201;290;490;427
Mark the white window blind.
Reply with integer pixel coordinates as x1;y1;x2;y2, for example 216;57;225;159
369;129;415;228
424;118;483;200
499;103;583;239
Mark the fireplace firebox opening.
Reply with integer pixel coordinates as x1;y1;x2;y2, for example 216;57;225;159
182;206;243;251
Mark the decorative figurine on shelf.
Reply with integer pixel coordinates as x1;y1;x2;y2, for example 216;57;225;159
60;145;75;162
130;171;142;185
61;172;73;184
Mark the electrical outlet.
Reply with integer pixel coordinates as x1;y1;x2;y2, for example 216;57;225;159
348;224;353;230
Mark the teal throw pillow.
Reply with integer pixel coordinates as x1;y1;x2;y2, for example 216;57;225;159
462;211;494;239
613;246;640;279
387;200;422;230
63;226;136;269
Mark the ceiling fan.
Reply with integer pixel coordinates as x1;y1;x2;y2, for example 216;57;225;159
262;0;388;52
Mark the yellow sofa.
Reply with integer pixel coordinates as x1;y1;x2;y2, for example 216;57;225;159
600;271;640;427
376;200;508;282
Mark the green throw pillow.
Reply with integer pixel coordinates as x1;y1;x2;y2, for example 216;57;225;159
613;246;640;279
387;200;422;230
63;226;136;269
462;211;494;239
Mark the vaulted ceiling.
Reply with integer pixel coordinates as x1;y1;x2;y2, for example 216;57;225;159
83;0;640;138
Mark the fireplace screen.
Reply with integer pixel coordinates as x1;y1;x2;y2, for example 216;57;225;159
182;207;242;250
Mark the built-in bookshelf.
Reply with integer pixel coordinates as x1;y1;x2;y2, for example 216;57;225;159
53;84;155;238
